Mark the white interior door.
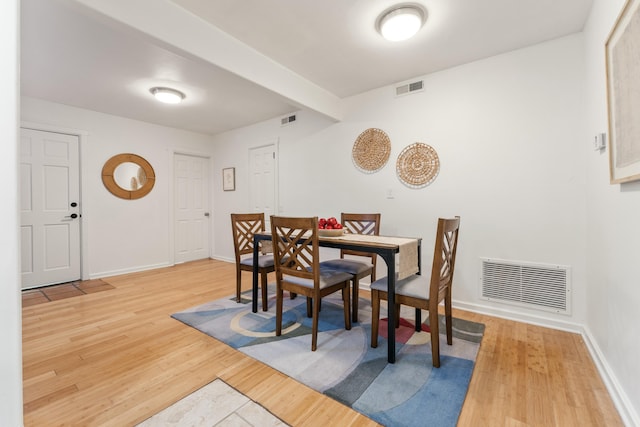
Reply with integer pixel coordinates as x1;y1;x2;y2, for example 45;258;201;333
174;153;210;263
249;144;277;225
20;128;81;289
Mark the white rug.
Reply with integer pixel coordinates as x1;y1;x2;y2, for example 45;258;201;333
137;379;288;427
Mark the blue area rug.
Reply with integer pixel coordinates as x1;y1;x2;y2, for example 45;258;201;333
172;289;484;427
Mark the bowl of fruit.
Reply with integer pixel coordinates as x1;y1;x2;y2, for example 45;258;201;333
318;217;345;237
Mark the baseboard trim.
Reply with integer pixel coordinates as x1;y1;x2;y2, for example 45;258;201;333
89;262;172;280
452;300;583;333
211;255;234;264
454;300;638;427
581;326;639;427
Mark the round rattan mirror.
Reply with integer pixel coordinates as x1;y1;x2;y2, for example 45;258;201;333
101;153;155;200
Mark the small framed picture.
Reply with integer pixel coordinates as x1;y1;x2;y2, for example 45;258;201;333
222;167;235;191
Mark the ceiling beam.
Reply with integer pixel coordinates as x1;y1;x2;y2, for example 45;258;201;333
67;0;343;122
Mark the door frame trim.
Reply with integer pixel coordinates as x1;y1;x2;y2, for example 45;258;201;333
20;121;89;280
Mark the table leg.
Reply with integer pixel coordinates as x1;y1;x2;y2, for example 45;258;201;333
415;242;422;332
380;250;396;364
252;238;260;313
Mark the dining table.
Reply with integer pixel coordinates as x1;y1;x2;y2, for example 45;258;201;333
252;230;422;364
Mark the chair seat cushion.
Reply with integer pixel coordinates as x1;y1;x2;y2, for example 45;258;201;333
320;259;373;275
370;274;429;300
284;267;352;290
240;254;275;268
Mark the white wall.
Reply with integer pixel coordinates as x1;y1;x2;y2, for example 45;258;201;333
1;0;23;425
21;97;215;278
584;0;640;424
212;34;588;328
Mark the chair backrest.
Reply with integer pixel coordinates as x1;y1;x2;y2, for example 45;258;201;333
230;213;266;263
429;216;461;303
270;216;320;286
340;213;381;259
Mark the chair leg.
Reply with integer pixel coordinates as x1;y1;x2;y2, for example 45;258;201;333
415;308;422;332
351;278;359;323
342;286;351;331
429;307;440;368
311;294;320;351
306;297;312;318
275;287;284;336
395;303;401;328
371;290;380;348
260;271;268;311
445;292;453;345
236;269;242;302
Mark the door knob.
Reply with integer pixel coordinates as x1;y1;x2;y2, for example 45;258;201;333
64;213;79;219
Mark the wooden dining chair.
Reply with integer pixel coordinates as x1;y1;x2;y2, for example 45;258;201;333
370;216;460;367
230;213;274;311
271;216;352;351
321;213;381;322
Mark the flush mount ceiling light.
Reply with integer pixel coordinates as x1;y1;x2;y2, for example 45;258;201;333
149;87;185;104
377;5;426;41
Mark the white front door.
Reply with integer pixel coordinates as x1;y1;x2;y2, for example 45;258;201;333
249;144;277;225
20;128;81;289
174;153;210;263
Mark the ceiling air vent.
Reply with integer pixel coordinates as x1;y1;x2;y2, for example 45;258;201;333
280;114;296;126
395;80;424;97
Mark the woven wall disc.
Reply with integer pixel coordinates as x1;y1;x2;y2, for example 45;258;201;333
352;128;391;173
396;142;440;188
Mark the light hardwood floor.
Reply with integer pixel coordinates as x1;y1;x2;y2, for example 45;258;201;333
22;259;623;426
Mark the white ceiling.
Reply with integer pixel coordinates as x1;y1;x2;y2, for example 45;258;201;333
20;0;593;135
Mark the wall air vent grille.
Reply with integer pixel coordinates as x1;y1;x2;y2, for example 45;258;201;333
480;258;571;315
395;80;424;97
280;114;296;126
409;80;423;91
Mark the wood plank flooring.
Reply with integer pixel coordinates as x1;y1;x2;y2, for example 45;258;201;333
22;259;623;426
